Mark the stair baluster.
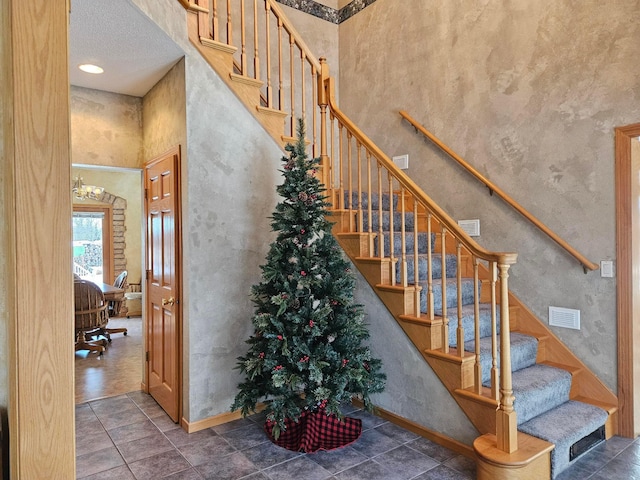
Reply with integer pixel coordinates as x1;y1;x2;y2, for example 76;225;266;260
490;262;499;401
473;258;482;394
456;242;464;356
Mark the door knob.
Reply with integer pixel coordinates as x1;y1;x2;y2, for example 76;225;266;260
162;297;175;306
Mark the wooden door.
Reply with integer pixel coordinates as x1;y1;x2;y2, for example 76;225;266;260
145;146;182;422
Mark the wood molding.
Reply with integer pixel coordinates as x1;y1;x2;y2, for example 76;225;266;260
5;0;75;477
615;123;640;438
181;403;266;433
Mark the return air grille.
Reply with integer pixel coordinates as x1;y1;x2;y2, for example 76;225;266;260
569;425;605;461
549;306;580;330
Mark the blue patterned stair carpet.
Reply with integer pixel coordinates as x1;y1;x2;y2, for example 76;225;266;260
346;190;608;478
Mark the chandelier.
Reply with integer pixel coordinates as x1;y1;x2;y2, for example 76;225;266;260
72;176;104;201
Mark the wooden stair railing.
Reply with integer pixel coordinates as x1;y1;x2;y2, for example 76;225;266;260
316;60;521;453
399;110;599;273
184;0;323;153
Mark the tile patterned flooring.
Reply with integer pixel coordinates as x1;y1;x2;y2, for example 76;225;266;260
75;392;477;479
75;317;640;479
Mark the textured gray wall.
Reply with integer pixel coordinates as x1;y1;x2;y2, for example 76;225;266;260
125;0;640;446
132;0;284;423
143;59;187;162
354;268;479;443
337;0;640;398
70;87;143;168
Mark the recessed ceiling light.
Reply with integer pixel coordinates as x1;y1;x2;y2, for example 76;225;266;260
78;64;104;74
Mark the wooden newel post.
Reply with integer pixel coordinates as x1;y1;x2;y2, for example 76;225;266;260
317;57;331;197
496;256;518;453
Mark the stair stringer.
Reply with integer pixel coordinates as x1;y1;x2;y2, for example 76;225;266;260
505;288;619;438
184;10;289;149
329;210;619;442
332;228;503;436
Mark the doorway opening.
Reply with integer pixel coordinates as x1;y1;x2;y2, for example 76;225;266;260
72;167;145;404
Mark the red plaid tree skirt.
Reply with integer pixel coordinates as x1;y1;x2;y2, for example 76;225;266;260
264;408;362;453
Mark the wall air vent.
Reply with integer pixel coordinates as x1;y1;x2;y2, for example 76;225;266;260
549;306;580;330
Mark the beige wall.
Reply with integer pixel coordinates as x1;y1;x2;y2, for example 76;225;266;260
71;86;143;168
338;0;640;399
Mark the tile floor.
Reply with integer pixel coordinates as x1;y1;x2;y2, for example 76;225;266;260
76;392;477;480
74;318;640;479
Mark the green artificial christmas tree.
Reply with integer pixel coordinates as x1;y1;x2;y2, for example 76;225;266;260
231;120;385;446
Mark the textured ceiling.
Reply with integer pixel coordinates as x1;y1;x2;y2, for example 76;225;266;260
69;0;184;97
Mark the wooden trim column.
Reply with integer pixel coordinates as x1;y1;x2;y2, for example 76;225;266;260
2;0;75;478
615;123;640;438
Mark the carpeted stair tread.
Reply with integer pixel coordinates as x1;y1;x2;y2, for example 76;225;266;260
395;253;457;284
361;210;416;232
519;400;608;478
446;303;499;346
464;332;538;384
420;277;478;315
344;191;398;211
512;364;572;425
375;232;432;256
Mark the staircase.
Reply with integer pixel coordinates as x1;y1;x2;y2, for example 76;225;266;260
332;190;612;478
175;1;618;478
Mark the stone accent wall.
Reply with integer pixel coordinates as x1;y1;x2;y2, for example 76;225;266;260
98;191;127;278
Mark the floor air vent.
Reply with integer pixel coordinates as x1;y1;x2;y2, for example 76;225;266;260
569;425;605;461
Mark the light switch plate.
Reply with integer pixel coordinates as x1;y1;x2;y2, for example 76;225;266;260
392;154;409;170
600;260;614;278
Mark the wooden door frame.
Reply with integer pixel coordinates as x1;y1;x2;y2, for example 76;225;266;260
142;145;183;424
4;0;75;477
72;205;114;284
615;123;640;438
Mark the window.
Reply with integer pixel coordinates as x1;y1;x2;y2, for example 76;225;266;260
72;205;113;283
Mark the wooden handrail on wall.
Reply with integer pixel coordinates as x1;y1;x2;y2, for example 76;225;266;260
399;110;599;273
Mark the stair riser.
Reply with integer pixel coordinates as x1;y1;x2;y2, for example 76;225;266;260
449;306;499;347
512;366;572;425
465;333;538;385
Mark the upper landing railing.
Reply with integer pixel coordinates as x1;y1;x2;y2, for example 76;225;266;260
399;110;599;273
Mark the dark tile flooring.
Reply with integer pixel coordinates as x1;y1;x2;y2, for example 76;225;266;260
76;391;640;480
75;392;476;479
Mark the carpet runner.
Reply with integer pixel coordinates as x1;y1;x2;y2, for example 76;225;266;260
346;190;608;478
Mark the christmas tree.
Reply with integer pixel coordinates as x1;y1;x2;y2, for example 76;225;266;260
231;120;385;442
